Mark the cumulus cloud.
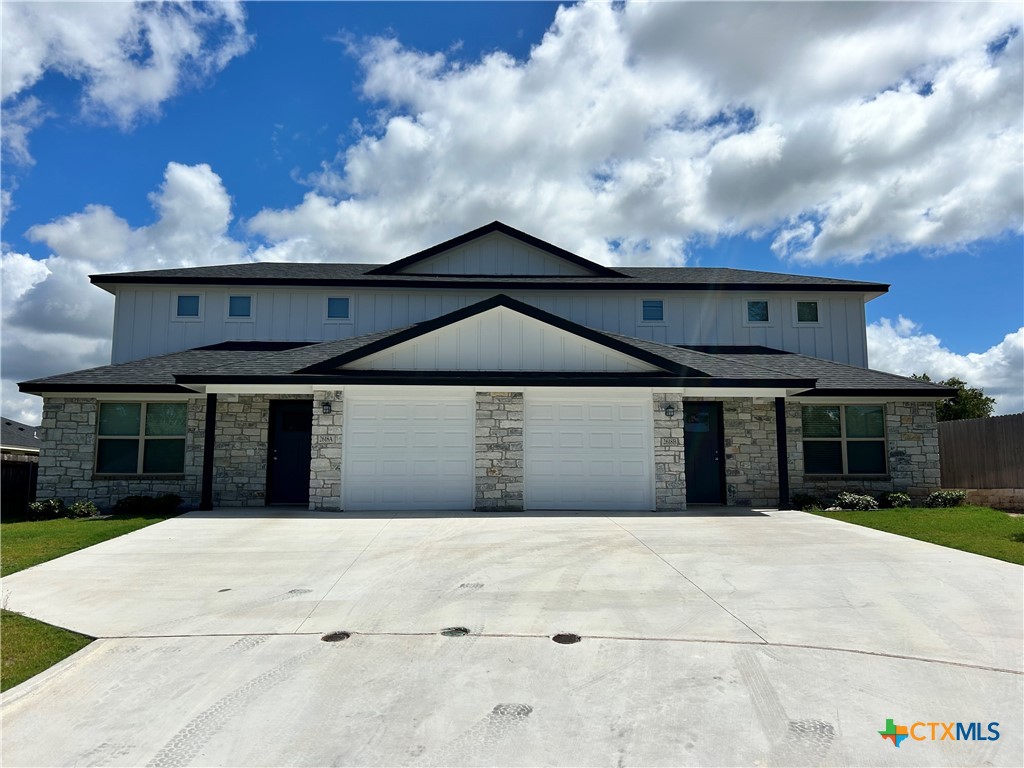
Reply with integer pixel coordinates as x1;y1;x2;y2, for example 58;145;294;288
1;163;249;421
0;0;251;163
248;0;1023;265
868;317;1024;414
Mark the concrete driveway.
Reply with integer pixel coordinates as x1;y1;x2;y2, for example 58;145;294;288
2;508;1021;767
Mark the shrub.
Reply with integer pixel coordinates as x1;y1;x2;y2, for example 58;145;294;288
834;492;879;511
876;492;911;509
112;495;155;515
26;498;66;521
113;493;183;515
66;499;101;519
790;493;820;511
925;490;968;508
154;493;183;513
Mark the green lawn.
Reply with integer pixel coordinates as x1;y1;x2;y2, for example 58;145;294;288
812;506;1024;565
1;610;92;692
1;511;178;692
1;512;176;577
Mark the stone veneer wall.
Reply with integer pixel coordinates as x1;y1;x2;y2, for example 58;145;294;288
475;392;524;511
672;397;780;508
309;390;344;511
652;393;687;510
37;396;203;508
788;400;941;504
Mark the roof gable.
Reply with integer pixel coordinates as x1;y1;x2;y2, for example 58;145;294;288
298;295;691;375
366;221;627;278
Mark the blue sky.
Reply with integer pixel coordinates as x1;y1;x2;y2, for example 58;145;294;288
2;1;1022;421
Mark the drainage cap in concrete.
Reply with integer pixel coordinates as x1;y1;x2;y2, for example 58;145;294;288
551;633;581;644
321;631;351;642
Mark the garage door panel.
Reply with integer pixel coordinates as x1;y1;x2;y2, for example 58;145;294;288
344;396;474;511
526;394;652;511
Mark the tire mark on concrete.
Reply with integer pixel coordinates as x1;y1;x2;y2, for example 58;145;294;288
146;645;322;768
415;703;534;767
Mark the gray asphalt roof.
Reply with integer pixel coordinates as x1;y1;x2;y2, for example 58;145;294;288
90;262;887;291
2;416;41;450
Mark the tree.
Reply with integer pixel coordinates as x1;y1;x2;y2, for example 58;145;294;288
912;374;996;421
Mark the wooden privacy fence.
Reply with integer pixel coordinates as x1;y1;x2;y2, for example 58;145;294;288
938;413;1024;489
1;458;39;517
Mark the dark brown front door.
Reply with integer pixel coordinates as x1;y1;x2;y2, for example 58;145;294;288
267;400;312;504
683;402;725;504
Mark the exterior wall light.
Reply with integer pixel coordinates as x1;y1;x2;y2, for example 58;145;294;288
321;401;332;414
664;404;676;418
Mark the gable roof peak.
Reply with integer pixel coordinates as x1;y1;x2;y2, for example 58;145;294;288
366;221;629;278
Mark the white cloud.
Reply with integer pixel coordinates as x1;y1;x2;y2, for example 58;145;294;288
1;163;249;421
247;0;1022;265
0;0;251;163
868;317;1024;414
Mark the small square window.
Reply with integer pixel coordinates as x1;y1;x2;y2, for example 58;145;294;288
796;301;819;323
176;295;200;317
327;297;350;320
228;295;252;318
641;299;664;322
747;300;769;323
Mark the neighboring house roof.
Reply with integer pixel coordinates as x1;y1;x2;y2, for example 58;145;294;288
1;416;41;452
89;221;888;294
20;297;952;397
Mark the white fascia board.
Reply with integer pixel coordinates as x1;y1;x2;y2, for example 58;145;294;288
341;384;476;399
39;392;200;401
203;384;316;395
653;387;794;398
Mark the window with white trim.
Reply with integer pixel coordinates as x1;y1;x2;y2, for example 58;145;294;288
227;295;253;319
801;405;887;475
175;294;202;319
795;300;819;324
640;299;664;323
96;403;187;474
326;297;350;320
746;300;770;323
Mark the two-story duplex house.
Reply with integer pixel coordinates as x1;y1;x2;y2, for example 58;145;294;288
20;221;952;512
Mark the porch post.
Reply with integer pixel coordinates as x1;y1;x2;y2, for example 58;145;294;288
200;392;217;511
775;396;790;510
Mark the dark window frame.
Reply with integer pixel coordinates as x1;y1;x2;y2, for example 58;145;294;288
95;402;188;476
801;404;888;475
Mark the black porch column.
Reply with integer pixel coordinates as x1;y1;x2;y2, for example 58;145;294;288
775;397;790;510
199;392;217;511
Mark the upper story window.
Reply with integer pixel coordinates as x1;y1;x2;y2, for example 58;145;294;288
96;402;187;475
227;295;253;319
641;299;664;323
326;297;351;321
175;294;202;319
746;300;770;324
801;405;887;475
795;300;819;324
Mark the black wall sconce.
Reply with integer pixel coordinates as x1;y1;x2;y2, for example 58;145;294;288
664;404;676;418
321;401;332;414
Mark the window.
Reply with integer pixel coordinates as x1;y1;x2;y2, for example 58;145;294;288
801;405;887;475
746;300;770;323
796;300;819;323
326;297;350;320
641;299;664;323
96;403;187;474
176;295;201;318
228;295;252;319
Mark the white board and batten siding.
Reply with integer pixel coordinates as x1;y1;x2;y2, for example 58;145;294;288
343;306;659;372
398;232;598;276
112;286;869;367
524;391;654;511
342;392;474;511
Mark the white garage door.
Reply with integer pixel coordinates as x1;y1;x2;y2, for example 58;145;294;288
524;391;653;511
343;394;474;511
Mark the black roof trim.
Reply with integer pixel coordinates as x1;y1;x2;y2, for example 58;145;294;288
173;371;815;388
196;341;316;352
680;345;791;355
798;388;956;398
19;384;194;394
295;294;695;375
365;221;628;278
88;274;886;293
